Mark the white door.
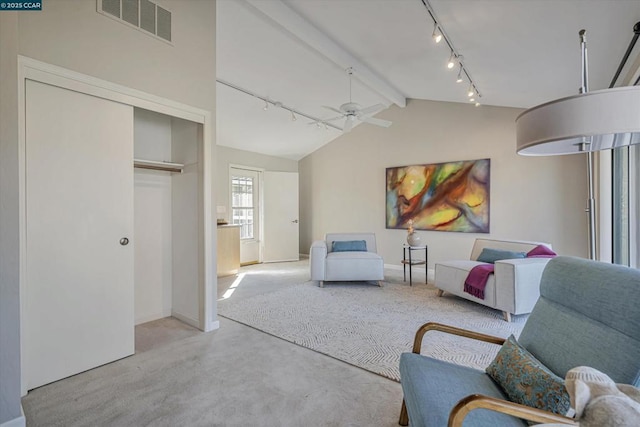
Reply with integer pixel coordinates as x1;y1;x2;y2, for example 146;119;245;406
263;171;299;262
25;80;135;389
230;167;261;264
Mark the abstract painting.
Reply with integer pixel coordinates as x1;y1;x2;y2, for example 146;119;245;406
386;159;490;233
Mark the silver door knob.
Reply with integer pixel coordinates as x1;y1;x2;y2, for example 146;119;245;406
120;237;129;246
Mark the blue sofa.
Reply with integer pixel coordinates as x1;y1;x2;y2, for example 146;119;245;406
399;256;640;426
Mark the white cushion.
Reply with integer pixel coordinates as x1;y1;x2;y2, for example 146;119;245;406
325;251;384;281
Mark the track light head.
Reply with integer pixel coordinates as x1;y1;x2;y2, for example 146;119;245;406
263;100;269;111
467;85;474;97
291;111;297;121
447;52;456;69
475;102;481;107
455;56;464;82
432;24;442;43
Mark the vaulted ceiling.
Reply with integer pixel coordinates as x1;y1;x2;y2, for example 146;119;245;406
216;0;640;160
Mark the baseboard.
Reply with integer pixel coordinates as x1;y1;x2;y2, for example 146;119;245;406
1;405;26;427
384;263;403;271
207;320;220;332
299;253;309;259
135;309;172;325
171;311;199;329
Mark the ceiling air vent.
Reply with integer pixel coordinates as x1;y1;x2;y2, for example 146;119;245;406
97;0;172;44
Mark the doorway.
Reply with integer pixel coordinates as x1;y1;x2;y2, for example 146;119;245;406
230;166;262;265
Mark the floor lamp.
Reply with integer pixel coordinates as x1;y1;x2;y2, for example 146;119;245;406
515;29;640;260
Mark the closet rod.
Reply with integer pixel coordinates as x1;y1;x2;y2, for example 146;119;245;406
133;159;184;173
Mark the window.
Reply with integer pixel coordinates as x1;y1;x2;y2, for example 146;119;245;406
612;144;640;267
231;176;255;239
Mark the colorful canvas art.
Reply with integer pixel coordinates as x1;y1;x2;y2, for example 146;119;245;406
386;159;490;233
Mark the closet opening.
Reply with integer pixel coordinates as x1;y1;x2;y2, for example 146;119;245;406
133;108;203;349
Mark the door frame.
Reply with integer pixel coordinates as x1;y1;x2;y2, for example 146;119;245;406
17;56;217;395
229;164;264;264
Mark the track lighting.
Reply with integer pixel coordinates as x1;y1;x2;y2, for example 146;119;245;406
421;0;482;103
469;97;475;102
216;79;343;131
475;102;481;107
432;23;442;43
447;51;456;69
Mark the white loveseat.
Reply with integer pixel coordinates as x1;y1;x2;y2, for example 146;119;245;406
435;238;553;321
310;233;384;287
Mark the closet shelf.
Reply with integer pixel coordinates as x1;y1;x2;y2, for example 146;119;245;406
134;158;184;173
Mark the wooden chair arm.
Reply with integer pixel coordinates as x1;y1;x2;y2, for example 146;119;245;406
411;322;506;353
448;394;578;427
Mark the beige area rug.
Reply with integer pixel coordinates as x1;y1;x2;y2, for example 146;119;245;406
218;280;527;381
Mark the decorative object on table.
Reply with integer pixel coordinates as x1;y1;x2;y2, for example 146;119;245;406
386;159;490;233
516;26;640;260
216;205;228;225
564;366;640;427
406;219;422;246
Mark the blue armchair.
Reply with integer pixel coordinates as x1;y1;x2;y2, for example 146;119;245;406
399;256;640;426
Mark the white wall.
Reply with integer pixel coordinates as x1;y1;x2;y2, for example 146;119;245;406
216;145;298;217
299;99;589;266
171;118;201;326
134;109;173;324
0;1;215;418
0;12;23;427
18;0;216;115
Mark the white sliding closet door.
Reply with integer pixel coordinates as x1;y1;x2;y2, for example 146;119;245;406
25;80;135;389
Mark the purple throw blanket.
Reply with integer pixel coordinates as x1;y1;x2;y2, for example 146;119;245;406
463;245;558;300
464;264;494;299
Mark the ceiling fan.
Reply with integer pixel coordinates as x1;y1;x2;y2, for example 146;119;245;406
322;67;392;133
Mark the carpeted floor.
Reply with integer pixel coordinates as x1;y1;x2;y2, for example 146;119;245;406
218;272;526;381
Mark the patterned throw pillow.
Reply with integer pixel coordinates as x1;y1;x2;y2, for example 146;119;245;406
486;335;571;415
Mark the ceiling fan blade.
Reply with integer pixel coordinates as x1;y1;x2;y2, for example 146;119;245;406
322;105;344;115
359;116;392;128
359;103;385;116
343;117;354;133
324;115;344;122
